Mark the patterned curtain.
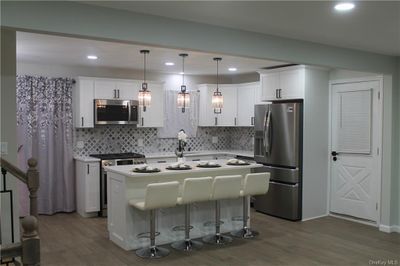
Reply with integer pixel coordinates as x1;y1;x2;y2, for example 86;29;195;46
16;75;75;215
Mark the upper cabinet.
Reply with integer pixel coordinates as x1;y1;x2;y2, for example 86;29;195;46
137;82;164;128
73;77;164;128
198;84;238;127
237;82;257;127
73;77;95;128
198;82;259;127
258;65;305;101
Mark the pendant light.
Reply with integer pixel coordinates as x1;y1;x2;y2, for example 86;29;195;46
177;53;190;113
138;50;151;112
212;57;223;114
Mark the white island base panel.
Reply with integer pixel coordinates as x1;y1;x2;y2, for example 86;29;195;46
106;161;262;251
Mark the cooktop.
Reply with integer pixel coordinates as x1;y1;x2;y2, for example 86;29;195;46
90;152;145;160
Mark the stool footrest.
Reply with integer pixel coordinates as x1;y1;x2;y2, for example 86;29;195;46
137;231;161;239
172;225;194;232
203;220;224;227
231;216;243;221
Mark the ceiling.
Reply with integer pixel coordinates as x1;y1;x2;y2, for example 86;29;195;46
17;32;285;75
84;1;400;56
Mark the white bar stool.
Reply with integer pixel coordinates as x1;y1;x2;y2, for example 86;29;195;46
129;181;179;259
171;177;213;252
231;172;270;239
203;175;242;245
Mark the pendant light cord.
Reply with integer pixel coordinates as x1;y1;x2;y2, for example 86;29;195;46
216;59;219;92
143;52;147;84
182;55;185;87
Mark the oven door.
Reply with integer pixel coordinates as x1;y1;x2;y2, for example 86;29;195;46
94;99;138;125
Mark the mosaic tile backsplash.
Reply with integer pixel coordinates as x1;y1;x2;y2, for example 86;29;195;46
73;126;254;157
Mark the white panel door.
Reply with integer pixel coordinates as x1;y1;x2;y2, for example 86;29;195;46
237;84;255;126
217;85;237;126
330;80;381;222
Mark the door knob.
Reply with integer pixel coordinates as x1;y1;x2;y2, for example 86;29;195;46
333;157;337;161
331;151;339;156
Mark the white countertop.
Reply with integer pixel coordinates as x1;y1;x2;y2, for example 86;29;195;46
74;150;254;162
73;156;101;162
104;159;262;178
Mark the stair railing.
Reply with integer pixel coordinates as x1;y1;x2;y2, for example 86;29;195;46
0;157;40;266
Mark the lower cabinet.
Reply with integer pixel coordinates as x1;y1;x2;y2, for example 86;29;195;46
75;160;100;217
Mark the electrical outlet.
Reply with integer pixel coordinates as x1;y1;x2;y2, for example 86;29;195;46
137;138;144;147
212;136;218;144
76;141;84;149
0;142;8;155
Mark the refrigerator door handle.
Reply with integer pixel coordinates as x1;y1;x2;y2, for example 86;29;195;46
263;109;268;155
265;109;272;156
270;181;298;188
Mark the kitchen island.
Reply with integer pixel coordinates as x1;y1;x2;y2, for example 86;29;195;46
104;159;262;250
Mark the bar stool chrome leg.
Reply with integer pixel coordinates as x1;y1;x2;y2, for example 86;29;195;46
203;201;233;245
136;210;170;259
171;205;203;251
231;196;259;239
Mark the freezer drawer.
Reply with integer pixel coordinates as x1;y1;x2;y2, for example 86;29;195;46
254;181;300;221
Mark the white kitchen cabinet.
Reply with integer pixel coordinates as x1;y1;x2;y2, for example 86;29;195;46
95;79;138;100
116;80;139;100
137;82;164;128
259;65;305;101
75;160;100;217
237;82;257;127
73;77;95;128
198;84;237;127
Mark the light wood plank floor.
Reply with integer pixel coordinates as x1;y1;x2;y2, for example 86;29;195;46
38;210;400;266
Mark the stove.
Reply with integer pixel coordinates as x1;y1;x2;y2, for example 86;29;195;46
90;152;146;217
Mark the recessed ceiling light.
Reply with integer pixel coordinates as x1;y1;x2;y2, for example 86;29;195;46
87;55;98;60
165;62;175;66
179;72;185;75
334;2;355;11
228;67;237;72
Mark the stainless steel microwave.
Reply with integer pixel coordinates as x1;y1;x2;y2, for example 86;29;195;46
94;99;139;125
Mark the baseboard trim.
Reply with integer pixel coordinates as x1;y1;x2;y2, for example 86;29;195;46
302;213;329;222
379;224;400;233
329;213;377;227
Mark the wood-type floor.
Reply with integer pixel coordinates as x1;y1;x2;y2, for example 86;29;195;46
38;210;400;266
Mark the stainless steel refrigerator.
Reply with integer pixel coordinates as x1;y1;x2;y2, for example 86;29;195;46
253;101;302;221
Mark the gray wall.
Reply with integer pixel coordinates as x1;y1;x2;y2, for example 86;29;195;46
0;29;20;243
1;1;399;228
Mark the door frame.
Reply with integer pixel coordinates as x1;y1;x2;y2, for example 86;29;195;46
327;76;383;227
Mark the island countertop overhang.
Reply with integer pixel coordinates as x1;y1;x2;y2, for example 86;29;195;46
104;159;263;178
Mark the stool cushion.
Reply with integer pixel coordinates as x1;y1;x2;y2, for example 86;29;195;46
130;181;180;211
242;173;270;196
179;177;213;204
212;175;242;200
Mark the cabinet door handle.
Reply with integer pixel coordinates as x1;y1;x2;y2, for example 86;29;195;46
275;89;278;99
141;117;144;126
279;89;282;99
214;117;218;126
81;117;84;127
251;116;254;126
234;117;237;126
117;89;120;98
87;164;89;174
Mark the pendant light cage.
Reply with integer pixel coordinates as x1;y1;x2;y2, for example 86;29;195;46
212;57;223;114
177;53;190;113
138;50;151;112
